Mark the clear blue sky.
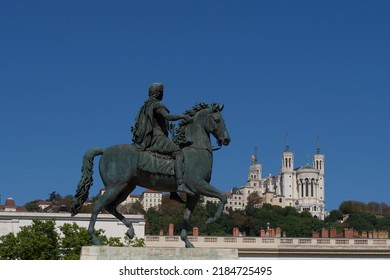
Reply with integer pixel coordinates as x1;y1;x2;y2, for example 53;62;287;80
1;1;389;211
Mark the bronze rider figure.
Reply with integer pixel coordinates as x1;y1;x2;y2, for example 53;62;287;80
131;83;194;199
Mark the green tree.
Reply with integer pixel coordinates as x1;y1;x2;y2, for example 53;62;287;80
125;236;145;247
326;210;344;223
0;233;18;260
0;219;60;260
48;191;62;203
24;200;43;212
376;216;390;231
60;222;126;259
345;213;377;232
56;195;73;211
145;207;168;235
246;192;263;208
125;200;146;215
339;200;366;214
366;202;381;215
59;222;93;260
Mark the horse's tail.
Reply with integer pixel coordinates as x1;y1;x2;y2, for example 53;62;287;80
70;147;105;216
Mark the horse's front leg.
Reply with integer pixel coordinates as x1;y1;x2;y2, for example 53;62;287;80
181;194;199;248
197;181;227;224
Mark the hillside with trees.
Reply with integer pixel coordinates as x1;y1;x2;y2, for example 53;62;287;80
20;192;390;238
145;196;390;237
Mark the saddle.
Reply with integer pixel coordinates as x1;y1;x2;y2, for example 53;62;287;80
138;151;175;176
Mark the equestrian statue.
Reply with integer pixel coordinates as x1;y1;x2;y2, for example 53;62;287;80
71;83;231;248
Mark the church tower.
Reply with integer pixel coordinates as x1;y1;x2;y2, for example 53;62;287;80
313;139;324;176
248;148;262;191
281;136;295;202
313;138;325;209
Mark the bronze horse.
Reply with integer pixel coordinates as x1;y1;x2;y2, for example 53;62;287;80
71;103;230;248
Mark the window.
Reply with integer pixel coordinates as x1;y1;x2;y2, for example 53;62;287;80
311;180;314;197
305;179;309;197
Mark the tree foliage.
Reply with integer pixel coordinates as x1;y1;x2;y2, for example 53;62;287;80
0;220;141;260
0;220;60;260
59;222;93;260
339;200;390;216
24;200;43;212
145;199;331;238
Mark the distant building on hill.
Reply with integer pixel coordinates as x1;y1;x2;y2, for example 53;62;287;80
0;197;26;212
204;142;326;220
35;200;53;210
139;190;162;211
99;188;162;212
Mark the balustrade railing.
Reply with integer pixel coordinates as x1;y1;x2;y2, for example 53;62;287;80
145;236;390;249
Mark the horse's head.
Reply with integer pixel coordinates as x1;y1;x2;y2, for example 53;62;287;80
208;103;231;147
174;102;231;149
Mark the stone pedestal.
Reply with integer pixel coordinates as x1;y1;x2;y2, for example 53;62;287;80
80;246;238;260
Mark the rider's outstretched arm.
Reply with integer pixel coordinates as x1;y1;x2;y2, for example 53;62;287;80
158;107;191;122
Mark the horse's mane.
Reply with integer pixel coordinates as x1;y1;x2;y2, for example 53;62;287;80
173;102;211;147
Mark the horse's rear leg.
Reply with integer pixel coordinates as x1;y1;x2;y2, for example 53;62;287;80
88;187;124;245
105;184;137;241
181;194;199;248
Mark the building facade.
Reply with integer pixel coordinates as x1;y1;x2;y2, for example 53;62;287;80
139;190;162;212
99;188;162;212
204;143;326;219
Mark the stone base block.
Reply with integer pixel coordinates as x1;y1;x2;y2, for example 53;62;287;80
80;246;238;260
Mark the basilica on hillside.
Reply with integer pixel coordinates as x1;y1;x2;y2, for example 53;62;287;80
204;143;326;220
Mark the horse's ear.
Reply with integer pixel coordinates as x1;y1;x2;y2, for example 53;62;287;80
212;103;224;112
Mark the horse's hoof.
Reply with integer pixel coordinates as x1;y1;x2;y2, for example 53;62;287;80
206;217;216;224
92;236;102;246
127;228;135;239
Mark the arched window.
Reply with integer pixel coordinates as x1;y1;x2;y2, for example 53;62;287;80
305;179;309;197
311;180;314;197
